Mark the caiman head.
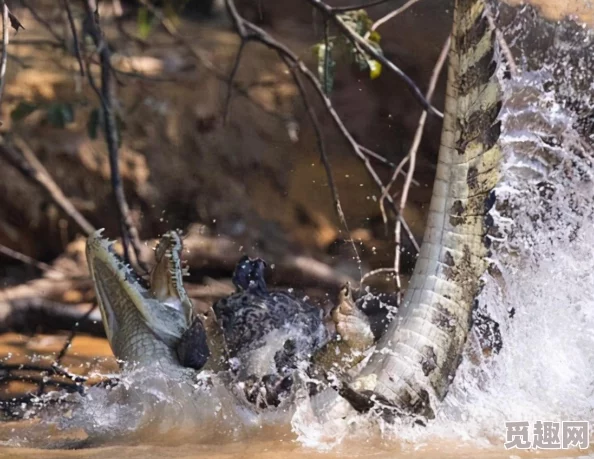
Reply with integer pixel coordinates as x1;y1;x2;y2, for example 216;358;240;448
330;283;374;351
86;229;209;370
232;255;268;294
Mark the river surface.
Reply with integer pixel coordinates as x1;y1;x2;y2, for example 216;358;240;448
1;227;593;456
1;0;594;458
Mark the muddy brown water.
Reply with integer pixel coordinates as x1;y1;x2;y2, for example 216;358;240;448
1;1;593;458
1;443;590;459
0;334;591;458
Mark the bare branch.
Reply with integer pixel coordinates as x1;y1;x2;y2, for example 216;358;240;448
10;39;63;48
358;144;418;185
137;0;294;124
63;0;85;77
223;40;246;123
20;0;65;45
0;363;87;384
37;301;96;395
0;243;68;276
380;153;408;208
360;266;396;284
223;0;420;254
331;0;392;13
0;372;83;392
81;0;148;272
369;0;421;32
54;303;97;364
0;138;96;235
0;298;103;336
0;2;9;112
281;55;363;278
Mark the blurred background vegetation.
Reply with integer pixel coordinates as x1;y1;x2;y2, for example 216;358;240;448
0;0;451;284
0;0;453;398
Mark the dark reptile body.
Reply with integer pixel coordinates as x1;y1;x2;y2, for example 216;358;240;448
215;291;327;359
212;257;329;406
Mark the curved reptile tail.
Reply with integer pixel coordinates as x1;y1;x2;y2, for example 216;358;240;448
346;0;502;417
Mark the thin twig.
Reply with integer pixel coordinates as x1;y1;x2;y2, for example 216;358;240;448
322;19;330;94
1;362;86;397
223;1;420;254
0;363;87;383
0;297;104;337
379;152;410;219
138;0;221;72
393;37;450;298
281;54;362;278
137;0;288;121
1;373;82;391
82;0;148;272
223;40;246;123
485;8;517;77
360;267;396;284
8;53;29;69
307;0;443;118
359;144;418;185
0;1;9;111
63;0;85;77
369;0;421;32
55;303;97;365
0;243;68;276
378;153;407;227
35;297;95;395
10;39;63;47
224;1;360;273
20;0;65;45
0;138;95;235
331;0;392;13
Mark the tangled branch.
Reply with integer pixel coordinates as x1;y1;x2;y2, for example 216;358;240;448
0;2;9;112
224;0;421;262
81;0;148;273
0;138;96;236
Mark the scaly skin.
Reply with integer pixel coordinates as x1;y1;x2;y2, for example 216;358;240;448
212;256;329;408
334;0;503;418
86;0;501;417
88;0;573;422
313;282;375;374
86;230;209;371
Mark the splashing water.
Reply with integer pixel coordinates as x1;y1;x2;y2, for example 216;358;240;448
2;4;594;457
292;4;594;450
292;221;594;447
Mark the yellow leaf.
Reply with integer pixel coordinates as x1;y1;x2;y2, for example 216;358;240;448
369;30;381;44
369;60;382;79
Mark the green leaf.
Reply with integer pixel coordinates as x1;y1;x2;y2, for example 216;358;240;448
137;7;154;40
316;41;336;95
368;60;382;79
87;108;101;139
46;103;75;128
116;113;126;148
368;30;381;44
10;101;38;122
